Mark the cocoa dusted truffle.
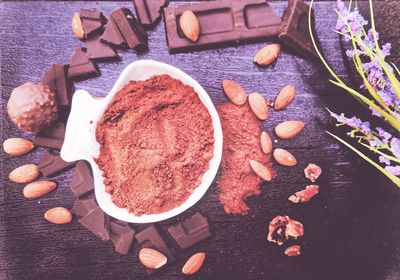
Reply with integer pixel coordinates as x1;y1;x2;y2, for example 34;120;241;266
7;83;58;132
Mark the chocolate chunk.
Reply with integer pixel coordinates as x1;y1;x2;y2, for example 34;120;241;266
71;161;94;197
133;0;169;26
33;121;65;150
79;206;110;241
80;9;105;37
40;64;73;107
38;150;76;177
85;35;118;60
71;198;97;217
109;220;135;255
80;9;102;20
278;0;318;59
68;48;99;80
167;212;211;249
111;8;148;51
163;0;281;53
100;17;126;47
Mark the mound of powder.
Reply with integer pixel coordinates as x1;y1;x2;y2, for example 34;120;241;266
217;103;271;215
96;75;214;216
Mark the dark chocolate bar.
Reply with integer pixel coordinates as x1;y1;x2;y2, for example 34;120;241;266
71;161;94;197
278;0;318;59
85;35;119;60
109;220;135;255
33;121;65;150
133;0;169;27
71;198;97;217
79;206;110;241
40;64;73;107
80;9;105;37
164;0;281;53
68;48;99;80
38;150;76;177
100;17;126;47
167;212;211;249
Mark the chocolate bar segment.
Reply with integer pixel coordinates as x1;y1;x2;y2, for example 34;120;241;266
40;64;73;107
71;198;97;217
278;0;318;59
79;206;110;241
109;220;135;255
167;212;211;249
100;17;126;47
85;35;119;60
133;0;169;26
34;121;65;150
80;9;105;37
38;150;76;177
71;161;94;197
163;0;281;53
68;48;99;80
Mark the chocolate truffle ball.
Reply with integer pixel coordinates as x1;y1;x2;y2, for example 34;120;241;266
7;83;58;132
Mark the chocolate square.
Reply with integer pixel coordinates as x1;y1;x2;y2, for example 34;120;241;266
33;121;65;150
70;161;94;197
38;150;76;177
40;64;73;107
133;0;169;27
71;198;97;217
79;206;110;241
109;220;135;255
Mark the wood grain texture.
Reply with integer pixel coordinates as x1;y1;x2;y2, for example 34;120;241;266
1;1;400;280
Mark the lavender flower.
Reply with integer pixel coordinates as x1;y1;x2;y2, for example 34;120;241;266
379;156;391;165
385;166;400;176
391;138;400;159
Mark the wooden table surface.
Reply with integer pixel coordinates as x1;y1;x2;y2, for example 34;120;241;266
1;1;400;280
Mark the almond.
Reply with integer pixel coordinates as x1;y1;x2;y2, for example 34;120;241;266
222;80;247;105
285;245;301;257
275;120;305;139
248;92;268;120
139;248;167;269
179;11;200;42
71;12;84;39
260;131;273;154
182;252;206;275
23;180;57;199
3;138;34;157
254;44;281;66
249;160;273;181
274;85;296;111
9;164;40;184
273;148;297;166
44;207;72;224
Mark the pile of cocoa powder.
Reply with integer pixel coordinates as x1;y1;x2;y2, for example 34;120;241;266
96;75;214;216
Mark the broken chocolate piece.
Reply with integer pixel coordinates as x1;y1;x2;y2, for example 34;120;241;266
85;35;118;60
163;0;281;53
71;198;97;217
38;150;76;177
100;17;126;47
33;121;65;150
79;206;110;241
80;9;105;37
285;245;301;256
304;163;322;182
167;212;211;249
111;8;148;51
40;64;73;107
70;161;94;197
288;184;319;203
68;48;99;79
133;0;169;26
109;220;135;255
80;9;102;20
267;215;304;245
278;0;318;59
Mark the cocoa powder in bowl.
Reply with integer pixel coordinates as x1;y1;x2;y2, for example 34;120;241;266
95;75;214;216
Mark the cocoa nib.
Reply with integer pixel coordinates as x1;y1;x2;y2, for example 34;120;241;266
288;185;319;203
304;163;322;182
285;245;301;257
267;215;304;245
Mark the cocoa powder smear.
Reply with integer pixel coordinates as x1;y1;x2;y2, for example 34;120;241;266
96;75;214;216
217;103;271;215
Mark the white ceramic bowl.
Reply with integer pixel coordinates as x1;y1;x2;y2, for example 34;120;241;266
60;60;223;223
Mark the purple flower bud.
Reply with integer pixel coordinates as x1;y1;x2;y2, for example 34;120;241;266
385;165;400;176
379;156;391;165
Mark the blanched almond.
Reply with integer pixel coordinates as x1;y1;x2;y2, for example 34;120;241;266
249;92;268;120
44;207;72;224
3;138;34;157
9;164;40;184
261;131;273;154
139;248;167;269
182;252;206;275
274;85;296;110
273;148;297;166
254;44;281;66
23;180;57;199
179;11;200;42
249;160;272;181
222;80;247;105
275;121;304;139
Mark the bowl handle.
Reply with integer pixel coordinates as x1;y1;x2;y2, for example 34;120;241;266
60;90;100;163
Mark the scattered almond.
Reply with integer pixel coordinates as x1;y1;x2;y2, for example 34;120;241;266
274;85;296;111
139;248;167;269
179;11;200;42
23;180;57;199
260;131;273;154
9;164;40;184
288;185;319;203
249;160;273;181
275;120;304;139
273;148;297;166
44;207;72;224
222;80;247;105
304;163;322;182
285;245;301;257
182;252;206;275
3;138;34;157
248;92;269;120
254;44;281;66
71;12;84;40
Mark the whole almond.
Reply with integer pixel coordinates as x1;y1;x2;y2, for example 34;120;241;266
44;207;72;224
222;80;247;105
273;148;297;166
9;164;40;184
254;44;281;66
71;12;84;40
275;120;305;139
139;248;167;269
260;131;273;154
3;138;34;157
274;85;296;110
182;252;206;275
249;92;268;120
23;180;57;199
249;160;273;181
179;11;200;42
